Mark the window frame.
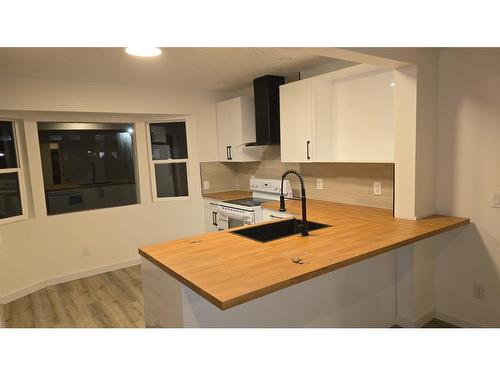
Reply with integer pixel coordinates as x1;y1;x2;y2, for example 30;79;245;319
0;119;29;224
146;119;191;202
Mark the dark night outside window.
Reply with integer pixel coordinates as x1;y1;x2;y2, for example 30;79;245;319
38;122;138;215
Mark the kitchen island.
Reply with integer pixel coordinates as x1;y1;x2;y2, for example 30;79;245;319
139;199;468;327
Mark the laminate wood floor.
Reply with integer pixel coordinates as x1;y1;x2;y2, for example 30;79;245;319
4;266;144;328
3;265;458;328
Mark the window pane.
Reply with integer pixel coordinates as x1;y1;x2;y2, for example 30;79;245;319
150;122;188;160
155;163;188;198
0;172;22;218
0;121;18;169
38;123;138;215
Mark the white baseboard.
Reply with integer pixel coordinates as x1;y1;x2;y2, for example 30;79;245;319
397;309;481;328
435;310;481;328
0;258;140;305
396;309;435;328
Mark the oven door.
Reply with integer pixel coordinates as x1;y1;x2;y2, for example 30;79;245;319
228;217;246;229
217;214;248;230
217;206;255;231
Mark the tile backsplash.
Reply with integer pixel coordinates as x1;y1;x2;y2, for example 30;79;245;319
200;146;394;209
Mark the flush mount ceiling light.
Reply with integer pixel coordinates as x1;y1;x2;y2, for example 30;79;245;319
125;47;162;57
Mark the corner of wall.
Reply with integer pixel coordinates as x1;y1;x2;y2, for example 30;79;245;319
0;303;5;327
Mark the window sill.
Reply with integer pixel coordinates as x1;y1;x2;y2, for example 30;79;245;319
153;196;191;203
0;214;30;226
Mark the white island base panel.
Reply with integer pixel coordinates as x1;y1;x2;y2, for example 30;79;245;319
141;251;397;328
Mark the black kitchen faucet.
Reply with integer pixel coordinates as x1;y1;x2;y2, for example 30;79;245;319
279;169;308;236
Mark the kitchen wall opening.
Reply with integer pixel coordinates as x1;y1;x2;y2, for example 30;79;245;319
37;122;138;215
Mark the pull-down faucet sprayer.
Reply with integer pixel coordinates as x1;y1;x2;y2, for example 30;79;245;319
279;169;308;236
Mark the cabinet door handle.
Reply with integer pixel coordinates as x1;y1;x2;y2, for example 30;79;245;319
306;140;311;160
226;146;230;160
228;146;232;160
212;211;217;226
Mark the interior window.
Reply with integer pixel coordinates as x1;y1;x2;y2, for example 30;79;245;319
0;121;24;220
148;121;189;199
38;122;138;215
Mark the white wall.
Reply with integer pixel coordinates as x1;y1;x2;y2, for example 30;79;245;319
434;48;500;327
0;75;224;302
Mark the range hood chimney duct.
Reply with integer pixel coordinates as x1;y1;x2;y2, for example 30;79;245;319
246;75;285;146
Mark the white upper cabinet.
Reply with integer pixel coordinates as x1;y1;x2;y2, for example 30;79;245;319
279;64;395;163
279;79;313;162
216;97;262;162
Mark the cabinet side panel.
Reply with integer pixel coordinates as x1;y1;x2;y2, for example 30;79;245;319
141;257;183;328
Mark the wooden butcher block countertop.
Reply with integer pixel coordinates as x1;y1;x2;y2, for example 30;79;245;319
202;190;252;201
139;199;469;310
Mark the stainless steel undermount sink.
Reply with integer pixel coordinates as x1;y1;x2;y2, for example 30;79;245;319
230;218;330;243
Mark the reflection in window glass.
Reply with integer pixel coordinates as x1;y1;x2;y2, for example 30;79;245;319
150;122;188;160
0;172;22;218
0;121;18;169
38;123;138;215
154;163;188;198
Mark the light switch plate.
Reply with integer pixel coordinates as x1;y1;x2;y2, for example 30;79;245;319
203;181;210;190
373;181;382;195
316;179;323;190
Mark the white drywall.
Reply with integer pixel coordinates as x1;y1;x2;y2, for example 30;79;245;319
434;48;500;326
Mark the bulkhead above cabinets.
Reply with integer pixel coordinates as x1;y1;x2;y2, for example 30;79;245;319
279;64;396;163
216;96;262;162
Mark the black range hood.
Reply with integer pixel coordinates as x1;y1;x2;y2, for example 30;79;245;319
245;75;285;146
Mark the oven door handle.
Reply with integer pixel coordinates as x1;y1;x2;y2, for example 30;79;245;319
218;211;252;221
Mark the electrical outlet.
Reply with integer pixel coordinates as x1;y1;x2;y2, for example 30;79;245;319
492;193;500;208
203;180;210;190
473;283;485;300
373;181;382;195
316;179;323;190
81;247;90;257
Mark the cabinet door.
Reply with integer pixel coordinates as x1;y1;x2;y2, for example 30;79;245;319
331;70;395;161
216;101;231;161
204;200;219;232
216;97;262;162
229;97;262;162
279;79;313;162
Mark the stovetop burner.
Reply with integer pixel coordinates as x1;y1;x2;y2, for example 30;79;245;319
223;197;271;207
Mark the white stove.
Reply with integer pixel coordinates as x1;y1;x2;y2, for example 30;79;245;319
216;177;292;230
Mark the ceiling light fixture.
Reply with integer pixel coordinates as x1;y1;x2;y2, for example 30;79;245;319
125;47;162;57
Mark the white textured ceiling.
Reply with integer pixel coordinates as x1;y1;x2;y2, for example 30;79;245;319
0;48;335;91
